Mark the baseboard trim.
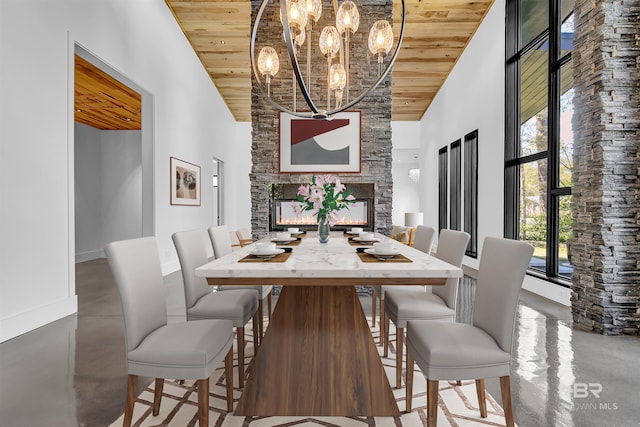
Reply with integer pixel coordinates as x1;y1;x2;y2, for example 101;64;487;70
522;275;571;306
75;249;105;263
0;296;78;343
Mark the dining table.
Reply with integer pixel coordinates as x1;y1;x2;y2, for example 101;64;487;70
195;231;462;417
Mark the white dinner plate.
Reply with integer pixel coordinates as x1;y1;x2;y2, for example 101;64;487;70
251;248;285;258
364;248;399;258
271;237;296;243
353;237;380;243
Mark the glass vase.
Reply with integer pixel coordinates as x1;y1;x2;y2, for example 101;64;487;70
318;218;330;243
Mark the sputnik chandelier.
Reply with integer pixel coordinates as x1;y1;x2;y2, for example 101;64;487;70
251;0;405;120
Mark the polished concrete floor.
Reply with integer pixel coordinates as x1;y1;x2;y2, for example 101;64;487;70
0;259;638;426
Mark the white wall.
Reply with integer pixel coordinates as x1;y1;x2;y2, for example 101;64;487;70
74;123;143;262
75;124;103;260
0;0;250;342
227;122;253;231
101;130;143;249
391;122;421;225
418;0;570;305
419;0;506;266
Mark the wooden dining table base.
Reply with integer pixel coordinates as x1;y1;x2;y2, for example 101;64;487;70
235;285;400;417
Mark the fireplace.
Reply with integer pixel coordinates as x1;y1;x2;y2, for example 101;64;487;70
269;183;375;231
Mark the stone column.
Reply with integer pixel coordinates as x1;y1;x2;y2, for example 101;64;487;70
250;1;394;238
571;0;640;335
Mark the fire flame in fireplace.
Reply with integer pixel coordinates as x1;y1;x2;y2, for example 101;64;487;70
274;199;368;226
277;214;367;226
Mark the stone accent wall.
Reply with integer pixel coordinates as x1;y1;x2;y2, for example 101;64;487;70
250;0;394;238
571;0;640;335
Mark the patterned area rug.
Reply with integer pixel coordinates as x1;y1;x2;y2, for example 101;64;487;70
110;319;510;426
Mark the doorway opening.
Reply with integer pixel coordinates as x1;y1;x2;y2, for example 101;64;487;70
73;45;154;264
71;44;155;319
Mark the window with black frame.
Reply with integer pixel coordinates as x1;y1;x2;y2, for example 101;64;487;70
505;0;575;283
438;146;448;232
449;140;462;231
464;130;478;258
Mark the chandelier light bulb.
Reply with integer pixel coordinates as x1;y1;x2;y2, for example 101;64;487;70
329;64;346;90
258;46;279;96
305;0;322;24
336;1;360;34
283;0;308;30
319;26;340;57
294;27;306;47
368;20;394;55
258;47;279;77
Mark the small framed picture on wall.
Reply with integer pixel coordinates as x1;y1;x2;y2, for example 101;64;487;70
170;157;201;206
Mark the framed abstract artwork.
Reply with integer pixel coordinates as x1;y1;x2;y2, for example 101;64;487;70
170;157;201;206
279;111;361;173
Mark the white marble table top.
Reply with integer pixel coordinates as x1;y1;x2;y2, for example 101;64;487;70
195;232;462;282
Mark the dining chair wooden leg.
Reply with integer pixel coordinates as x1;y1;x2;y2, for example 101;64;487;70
237;327;245;389
225;347;234;412
383;311;390;357
252;314;259;355
405;349;414;412
258;299;264;344
427;379;439;427
396;327;404;388
475;378;487;417
371;293;377;328
197;378;209;426
500;376;515;427
124;374;138;427
267;291;272;321
152;378;164;416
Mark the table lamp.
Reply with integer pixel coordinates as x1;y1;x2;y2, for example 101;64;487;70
404;212;423;228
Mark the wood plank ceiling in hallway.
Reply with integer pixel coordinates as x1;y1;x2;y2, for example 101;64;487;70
74;55;142;130
165;0;495;122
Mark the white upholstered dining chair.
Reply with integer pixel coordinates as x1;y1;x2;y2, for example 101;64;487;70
236;227;254;246
209;225;273;343
105;237;234;426
404;237;534;427
172;229;260;388
372;225;436;350
383;228;470;387
229;230;243;250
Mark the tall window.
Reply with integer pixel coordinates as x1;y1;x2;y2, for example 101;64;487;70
449;140;462;231
464;131;478;258
505;0;575;283
438;147;448;232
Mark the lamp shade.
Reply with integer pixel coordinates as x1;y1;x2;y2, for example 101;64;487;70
319;26;340;57
258;47;279;77
404;212;423;228
305;0;322;23
330;64;346;90
336;0;360;34
368;20;394;56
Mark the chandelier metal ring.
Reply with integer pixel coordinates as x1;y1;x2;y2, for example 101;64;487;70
250;0;406;120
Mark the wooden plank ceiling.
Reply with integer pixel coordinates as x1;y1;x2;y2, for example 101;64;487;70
74;55;141;130
165;0;495;122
